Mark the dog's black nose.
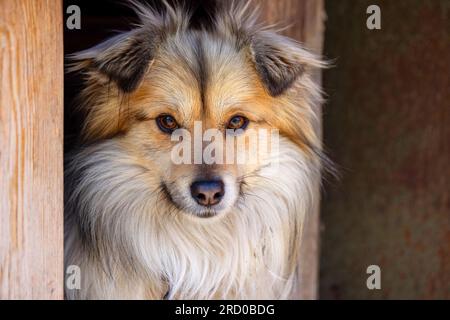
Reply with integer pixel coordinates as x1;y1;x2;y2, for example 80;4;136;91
190;180;225;206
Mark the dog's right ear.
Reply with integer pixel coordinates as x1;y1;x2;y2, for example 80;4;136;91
68;27;161;93
67;1;190;93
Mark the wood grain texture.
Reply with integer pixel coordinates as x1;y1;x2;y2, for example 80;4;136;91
259;0;326;300
0;0;63;299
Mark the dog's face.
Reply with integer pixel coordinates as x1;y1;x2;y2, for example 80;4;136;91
130;38;260;217
70;4;322;219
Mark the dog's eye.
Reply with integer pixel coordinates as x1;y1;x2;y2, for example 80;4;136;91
156;114;179;133
227;115;249;130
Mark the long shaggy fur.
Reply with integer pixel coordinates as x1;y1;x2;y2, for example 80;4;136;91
65;0;326;299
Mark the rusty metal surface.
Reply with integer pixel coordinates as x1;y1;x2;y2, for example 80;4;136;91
320;0;450;299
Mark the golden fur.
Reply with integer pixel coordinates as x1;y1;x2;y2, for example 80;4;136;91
65;1;326;299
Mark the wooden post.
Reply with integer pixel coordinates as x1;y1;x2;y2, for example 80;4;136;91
0;0;63;299
259;0;326;299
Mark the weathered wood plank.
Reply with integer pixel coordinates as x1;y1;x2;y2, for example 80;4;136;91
0;0;63;299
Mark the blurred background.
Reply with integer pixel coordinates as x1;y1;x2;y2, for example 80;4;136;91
320;0;449;299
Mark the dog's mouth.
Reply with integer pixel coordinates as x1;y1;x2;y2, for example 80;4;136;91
159;181;236;219
195;208;220;218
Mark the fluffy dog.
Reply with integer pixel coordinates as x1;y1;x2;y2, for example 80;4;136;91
65;1;326;299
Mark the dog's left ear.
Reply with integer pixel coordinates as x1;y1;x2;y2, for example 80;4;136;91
249;32;322;96
68;27;161;93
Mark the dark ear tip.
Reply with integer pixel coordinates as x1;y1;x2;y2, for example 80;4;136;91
117;79;139;93
266;79;298;96
88;36;154;93
103;71;145;93
258;63;304;97
251;35;308;96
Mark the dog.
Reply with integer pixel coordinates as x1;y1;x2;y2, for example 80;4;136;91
65;0;326;299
